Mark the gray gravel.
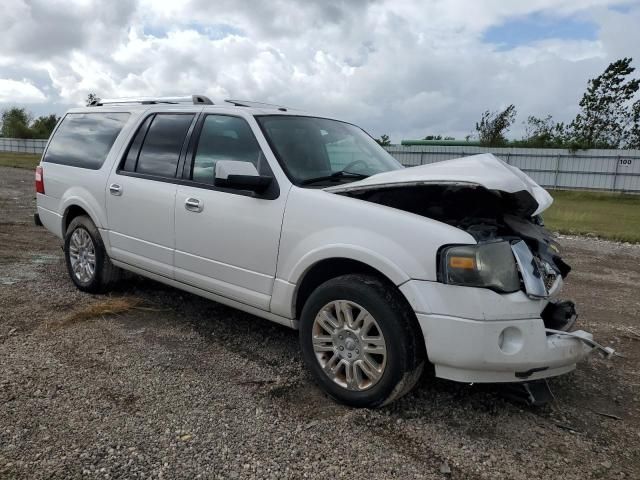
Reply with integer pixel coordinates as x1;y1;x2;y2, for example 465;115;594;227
1;166;639;479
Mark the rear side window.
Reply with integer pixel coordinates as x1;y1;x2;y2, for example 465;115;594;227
43;113;130;169
123;114;194;178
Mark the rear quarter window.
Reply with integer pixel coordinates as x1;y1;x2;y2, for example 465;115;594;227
43;112;130;169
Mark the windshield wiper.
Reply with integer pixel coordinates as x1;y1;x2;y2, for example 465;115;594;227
301;170;369;186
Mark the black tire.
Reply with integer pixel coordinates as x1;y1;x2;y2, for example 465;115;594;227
299;274;425;408
64;215;120;293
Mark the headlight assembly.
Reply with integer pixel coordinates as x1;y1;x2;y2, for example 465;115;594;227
438;241;521;293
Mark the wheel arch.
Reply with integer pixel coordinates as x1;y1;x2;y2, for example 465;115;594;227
61;200;111;254
60;196;103;236
292;256;412;321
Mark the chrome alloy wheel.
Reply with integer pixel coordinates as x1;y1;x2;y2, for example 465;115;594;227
69;228;96;283
312;300;387;391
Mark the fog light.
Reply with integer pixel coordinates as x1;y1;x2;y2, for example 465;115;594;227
498;327;524;354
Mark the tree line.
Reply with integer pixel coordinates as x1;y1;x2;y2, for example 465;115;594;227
0;94;96;140
377;57;640;149
0;108;60;139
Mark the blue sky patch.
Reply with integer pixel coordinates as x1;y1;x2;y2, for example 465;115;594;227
483;12;598;50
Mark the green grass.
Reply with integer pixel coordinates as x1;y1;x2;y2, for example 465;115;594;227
545;190;640;243
0;152;41;169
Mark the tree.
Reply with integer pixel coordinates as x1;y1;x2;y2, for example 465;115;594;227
31;114;60;139
376;134;391;146
86;93;98;106
0;108;32;138
628;101;640;149
475;104;516;147
519;115;567;148
569;57;640;149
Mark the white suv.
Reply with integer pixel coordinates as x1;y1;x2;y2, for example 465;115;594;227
35;95;600;407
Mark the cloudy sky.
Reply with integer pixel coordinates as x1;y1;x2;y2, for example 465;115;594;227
1;0;638;141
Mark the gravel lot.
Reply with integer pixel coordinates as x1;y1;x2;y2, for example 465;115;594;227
1;166;639;479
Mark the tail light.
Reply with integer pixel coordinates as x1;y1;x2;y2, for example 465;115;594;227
35;165;45;194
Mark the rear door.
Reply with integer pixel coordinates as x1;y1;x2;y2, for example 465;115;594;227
106;111;198;277
173;114;287;310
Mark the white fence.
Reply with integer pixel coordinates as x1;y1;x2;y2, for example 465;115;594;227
0;138;48;155
0;137;638;193
385;146;640;193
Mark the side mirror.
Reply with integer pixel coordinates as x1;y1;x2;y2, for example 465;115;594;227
214;160;272;193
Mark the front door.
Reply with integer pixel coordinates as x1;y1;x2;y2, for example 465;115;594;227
173;114;288;310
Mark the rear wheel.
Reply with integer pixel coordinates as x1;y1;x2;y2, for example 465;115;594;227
299;274;425;408
64;215;120;293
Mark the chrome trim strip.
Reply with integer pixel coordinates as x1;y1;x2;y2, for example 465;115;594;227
511;240;548;298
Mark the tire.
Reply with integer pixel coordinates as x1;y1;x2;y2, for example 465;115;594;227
64;215;120;293
299;274;426;408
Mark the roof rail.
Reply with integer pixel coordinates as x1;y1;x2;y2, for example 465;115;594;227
225;99;288;111
89;95;213;106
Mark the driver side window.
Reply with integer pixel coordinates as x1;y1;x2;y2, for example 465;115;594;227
192;115;265;184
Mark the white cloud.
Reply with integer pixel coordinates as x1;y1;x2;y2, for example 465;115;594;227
0;79;46;103
0;0;639;140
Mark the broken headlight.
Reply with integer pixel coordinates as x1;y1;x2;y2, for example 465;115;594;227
438;241;520;293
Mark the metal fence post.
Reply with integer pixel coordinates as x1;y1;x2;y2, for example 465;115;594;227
612;156;620;191
554;154;561;189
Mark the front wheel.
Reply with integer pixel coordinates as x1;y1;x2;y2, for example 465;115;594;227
299;274;425;408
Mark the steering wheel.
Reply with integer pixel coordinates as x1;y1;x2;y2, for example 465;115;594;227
341;159;368;173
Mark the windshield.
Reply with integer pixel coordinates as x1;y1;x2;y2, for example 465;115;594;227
255;115;402;185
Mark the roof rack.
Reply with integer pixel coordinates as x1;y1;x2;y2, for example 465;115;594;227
225;99;288;111
89;95;213;106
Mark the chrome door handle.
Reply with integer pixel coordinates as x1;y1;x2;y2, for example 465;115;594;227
109;183;122;196
185;198;203;212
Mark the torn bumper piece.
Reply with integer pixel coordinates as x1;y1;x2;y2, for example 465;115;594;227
415;313;595;383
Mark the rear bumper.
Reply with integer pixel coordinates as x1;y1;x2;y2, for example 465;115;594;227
416;313;594;383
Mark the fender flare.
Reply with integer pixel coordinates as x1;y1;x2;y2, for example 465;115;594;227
287;243;411;287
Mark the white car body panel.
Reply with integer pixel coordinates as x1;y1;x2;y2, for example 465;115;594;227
34;102;596;387
106;175;177;278
174;184;290;310
275;187;475;286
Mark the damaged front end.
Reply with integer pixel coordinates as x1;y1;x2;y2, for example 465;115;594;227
327;154;613;390
336;181;571;301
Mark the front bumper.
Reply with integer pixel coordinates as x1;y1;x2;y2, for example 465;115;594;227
416;313;594;383
400;280;594;383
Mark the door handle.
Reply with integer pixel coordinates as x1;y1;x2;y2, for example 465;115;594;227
109;183;122;196
185;198;204;213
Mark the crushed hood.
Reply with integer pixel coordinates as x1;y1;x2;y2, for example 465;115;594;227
326;153;553;216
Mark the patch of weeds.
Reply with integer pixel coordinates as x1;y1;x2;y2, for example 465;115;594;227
52;297;143;328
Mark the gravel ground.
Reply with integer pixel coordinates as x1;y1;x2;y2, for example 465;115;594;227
1;166;639;479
